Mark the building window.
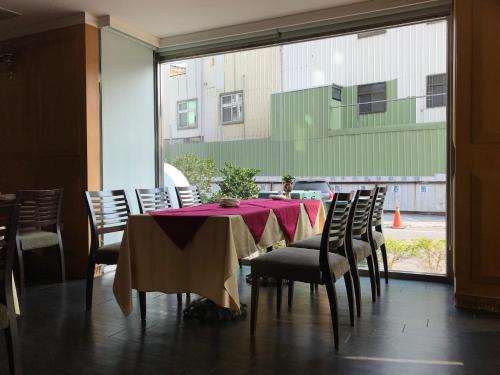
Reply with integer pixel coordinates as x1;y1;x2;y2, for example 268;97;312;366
358;82;387;114
426;73;447;108
220;92;244;124
177;99;197;129
332;84;342;101
169;63;186;78
357;29;387;39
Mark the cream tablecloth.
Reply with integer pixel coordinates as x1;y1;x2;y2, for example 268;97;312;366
113;202;325;315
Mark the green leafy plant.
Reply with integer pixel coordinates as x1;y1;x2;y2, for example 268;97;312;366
413;238;446;273
215;163;261;200
282;174;295;183
385;238;420;269
172;153;215;203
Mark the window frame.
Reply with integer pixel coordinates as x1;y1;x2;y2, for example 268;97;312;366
220;91;244;125
426;73;447;108
176;98;198;130
357;81;387;115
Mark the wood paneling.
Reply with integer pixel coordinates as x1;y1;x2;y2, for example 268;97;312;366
0;24;100;278
454;0;500;310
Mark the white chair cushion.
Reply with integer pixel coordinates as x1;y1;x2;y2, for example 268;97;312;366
19;231;59;251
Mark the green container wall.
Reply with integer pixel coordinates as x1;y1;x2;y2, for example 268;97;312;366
165;82;446;177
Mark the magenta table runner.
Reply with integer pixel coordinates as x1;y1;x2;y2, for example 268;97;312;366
149;199;321;249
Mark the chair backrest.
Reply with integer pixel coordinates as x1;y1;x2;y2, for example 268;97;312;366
347;189;375;238
16;189;63;231
319;192;354;279
175;186;203;208
85;190;131;250
135;187;174;214
0;203;19;284
370;186;387;229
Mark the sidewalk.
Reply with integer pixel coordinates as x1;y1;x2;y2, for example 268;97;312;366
382;213;446;240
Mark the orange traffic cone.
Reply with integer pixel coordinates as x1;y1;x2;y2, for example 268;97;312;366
391;206;405;229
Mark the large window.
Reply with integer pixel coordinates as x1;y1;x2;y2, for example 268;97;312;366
161;20;449;277
426;73;447;108
177;99;197;129
358;82;387;114
220;92;244;125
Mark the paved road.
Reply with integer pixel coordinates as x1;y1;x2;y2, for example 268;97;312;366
382;213;446;240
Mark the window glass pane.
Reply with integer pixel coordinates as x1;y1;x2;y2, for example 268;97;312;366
222;107;232;122
187;112;196;125
179;112;188;127
231;107;238;120
178;102;187;111
187;100;197;110
222;96;232;105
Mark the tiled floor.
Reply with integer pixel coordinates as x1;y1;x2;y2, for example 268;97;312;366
2;268;500;374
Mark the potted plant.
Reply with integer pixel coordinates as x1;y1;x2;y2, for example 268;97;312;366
282;174;295;198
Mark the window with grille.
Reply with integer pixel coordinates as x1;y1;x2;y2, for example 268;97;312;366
177;99;197;129
426;73;447;108
358;82;387;114
220;92;244;124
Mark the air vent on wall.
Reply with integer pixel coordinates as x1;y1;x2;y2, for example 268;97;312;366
0;6;21;21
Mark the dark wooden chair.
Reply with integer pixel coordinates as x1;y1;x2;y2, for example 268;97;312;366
250;192;355;349
1;203;22;374
135;187;189;304
368;186;389;296
15;189;65;293
84;190;143;315
135;187;174;214
175;186;203;208
344;189;378;316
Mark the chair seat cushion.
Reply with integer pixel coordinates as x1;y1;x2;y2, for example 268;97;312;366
19;230;59;251
94;242;121;265
352;239;372;263
251;247;350;283
372;231;385;247
289;235;321;250
0;303;9;329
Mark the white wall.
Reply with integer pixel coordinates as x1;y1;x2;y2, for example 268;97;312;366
101;29;156;214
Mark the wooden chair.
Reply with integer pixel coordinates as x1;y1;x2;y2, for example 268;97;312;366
84;190;142;315
344;189;377;316
1;203;22;374
15;189;65;293
250;192;355;349
135;187;189;304
368;186;389;296
175;186;203;208
135;187;174;214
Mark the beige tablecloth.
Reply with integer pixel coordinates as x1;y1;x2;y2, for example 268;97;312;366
113;202;325;315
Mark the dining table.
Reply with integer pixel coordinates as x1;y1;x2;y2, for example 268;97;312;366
113;198;326;316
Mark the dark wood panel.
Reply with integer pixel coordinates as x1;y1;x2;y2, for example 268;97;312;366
471;0;500;143
470;173;500;285
0;24;100;278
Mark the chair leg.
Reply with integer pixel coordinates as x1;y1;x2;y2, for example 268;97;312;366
177;293;182;305
310;283;314;293
250;273;260;337
57;236;66;283
86;259;96;311
288;281;294;309
138;291;146;321
4;324;21;375
15;240;25;296
380;243;389;284
367;255;377;303
348;258;362;317
276;279;282;316
372;246;381;297
238;259;243;269
344;272;355;327
324;278;340;350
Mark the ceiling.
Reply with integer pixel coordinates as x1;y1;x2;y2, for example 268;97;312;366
0;0;366;39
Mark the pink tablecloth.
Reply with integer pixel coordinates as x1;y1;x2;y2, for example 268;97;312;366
150;199;321;249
